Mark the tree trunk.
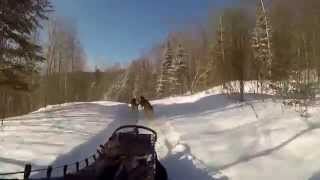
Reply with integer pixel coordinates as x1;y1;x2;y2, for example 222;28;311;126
64;73;68;103
1;91;7;126
240;80;244;102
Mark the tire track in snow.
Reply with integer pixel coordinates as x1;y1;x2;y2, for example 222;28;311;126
216;127;316;171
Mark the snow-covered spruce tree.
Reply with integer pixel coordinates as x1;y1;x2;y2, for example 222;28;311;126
170;44;188;95
156;41;174;97
251;0;273;94
168;64;179;95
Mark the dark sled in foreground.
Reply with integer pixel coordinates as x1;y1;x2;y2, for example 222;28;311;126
61;125;167;180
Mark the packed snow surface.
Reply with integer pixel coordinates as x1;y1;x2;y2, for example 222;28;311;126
1;88;320;180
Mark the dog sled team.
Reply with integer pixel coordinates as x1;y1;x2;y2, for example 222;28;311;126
129;96;154;120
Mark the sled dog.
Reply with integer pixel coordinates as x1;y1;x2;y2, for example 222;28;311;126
130;98;139;112
139;96;154;120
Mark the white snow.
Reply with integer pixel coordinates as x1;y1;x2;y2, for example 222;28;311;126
0;101;135;178
150;91;320;180
1;86;320;180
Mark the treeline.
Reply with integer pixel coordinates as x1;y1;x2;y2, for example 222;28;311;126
0;70;122;118
108;0;320;108
0;0;124;118
2;0;320;118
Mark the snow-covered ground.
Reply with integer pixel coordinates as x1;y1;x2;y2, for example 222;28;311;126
0;101;135;178
152;92;320;180
1;88;320;180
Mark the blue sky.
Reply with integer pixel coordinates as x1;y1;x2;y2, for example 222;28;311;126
52;0;233;67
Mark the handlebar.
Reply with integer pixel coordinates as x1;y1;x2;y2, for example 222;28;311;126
112;125;157;141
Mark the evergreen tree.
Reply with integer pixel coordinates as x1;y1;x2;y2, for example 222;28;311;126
170;44;188;95
251;0;273;93
156;41;174;97
0;0;52;90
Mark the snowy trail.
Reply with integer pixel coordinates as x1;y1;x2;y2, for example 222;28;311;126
2;90;320;180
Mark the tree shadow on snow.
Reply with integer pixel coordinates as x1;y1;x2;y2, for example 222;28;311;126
217;127;317;171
